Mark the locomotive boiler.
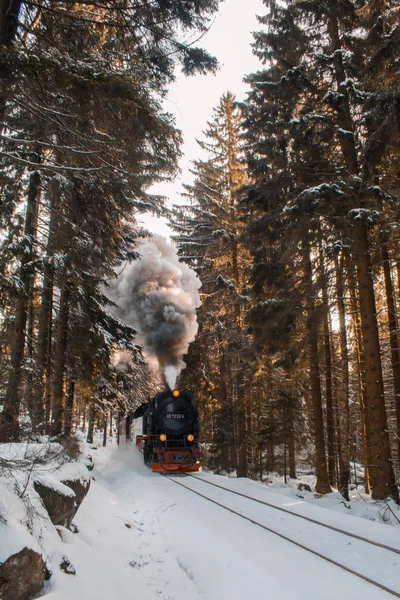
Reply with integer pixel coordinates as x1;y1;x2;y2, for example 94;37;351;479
118;389;200;474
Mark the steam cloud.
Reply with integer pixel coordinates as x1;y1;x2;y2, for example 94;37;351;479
108;235;201;389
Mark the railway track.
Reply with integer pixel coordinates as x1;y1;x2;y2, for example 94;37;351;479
163;473;400;598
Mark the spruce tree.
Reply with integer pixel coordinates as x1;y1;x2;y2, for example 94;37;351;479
171;93;251;475
242;0;400;500
0;0;221;439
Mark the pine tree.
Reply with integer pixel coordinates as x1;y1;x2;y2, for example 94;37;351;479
171;92;251;475
242;0;400;500
0;0;221;439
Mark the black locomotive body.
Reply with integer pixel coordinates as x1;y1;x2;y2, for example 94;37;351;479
118;389;200;473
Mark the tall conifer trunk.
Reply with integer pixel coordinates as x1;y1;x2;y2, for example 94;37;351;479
1;166;40;440
26;282;37;429
328;8;397;500
33;178;59;432
64;374;75;435
237;397;247;477
352;221;398;500
266;441;274;473
348;263;370;493
0;0;22;46
318;235;335;486
304;242;331;494
102;416;107;447
87;406;95;444
334;253;350;499
51;286;70;436
287;400;296;479
381;235;400;462
323;306;335;486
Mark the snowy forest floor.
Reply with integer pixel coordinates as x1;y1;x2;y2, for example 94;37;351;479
1;433;400;600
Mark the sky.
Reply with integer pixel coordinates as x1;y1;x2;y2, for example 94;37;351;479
140;0;266;238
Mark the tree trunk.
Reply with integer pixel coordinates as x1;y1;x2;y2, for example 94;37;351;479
381;237;400;464
0;0;22;46
237;405;247;477
236;361;247;477
266;441;274;472
304;243;331;494
352;220;398;501
45;291;53;433
246;391;254;469
327;4;397;500
103;416;107;447
87;406;95;445
348;266;370;494
26;284;36;431
256;394;263;481
82;402;87;433
64;374;75;435
321;267;336;487
33;178;59;432
1;167;40;440
334;253;350;500
51;286;70;436
287;401;296;479
217;331;233;471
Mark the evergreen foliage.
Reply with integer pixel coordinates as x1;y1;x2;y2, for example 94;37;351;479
0;0;220;440
239;0;400;500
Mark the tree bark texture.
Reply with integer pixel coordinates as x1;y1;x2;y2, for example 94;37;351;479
1;168;40;440
51;286;70;436
87;406;95;444
334;253;351;500
304;244;331;494
0;0;22;46
266;441;274;472
347;261;370;493
352;220;398;501
33;178;60;432
381;239;400;463
237;403;247;477
322;277;335;486
103;417;107;447
287;401;296;479
64;375;75;435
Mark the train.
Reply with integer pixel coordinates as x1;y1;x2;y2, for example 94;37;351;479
118;388;201;474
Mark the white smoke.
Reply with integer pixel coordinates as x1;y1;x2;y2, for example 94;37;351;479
107;235;201;388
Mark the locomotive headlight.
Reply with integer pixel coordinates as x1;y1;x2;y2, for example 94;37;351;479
172;389;180;397
187;434;194;442
159;434;167;441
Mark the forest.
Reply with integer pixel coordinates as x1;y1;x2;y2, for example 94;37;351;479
1;0;400;504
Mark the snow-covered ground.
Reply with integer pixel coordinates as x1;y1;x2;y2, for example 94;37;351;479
2;436;400;600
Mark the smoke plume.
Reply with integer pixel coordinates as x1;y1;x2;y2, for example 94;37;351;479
108;235;201;388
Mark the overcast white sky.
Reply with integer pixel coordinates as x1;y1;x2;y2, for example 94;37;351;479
141;0;266;238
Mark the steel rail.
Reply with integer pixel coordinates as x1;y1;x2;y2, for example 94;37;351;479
163;474;400;599
187;474;400;555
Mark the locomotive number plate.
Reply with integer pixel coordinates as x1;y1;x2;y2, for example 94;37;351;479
167;413;185;419
172;454;186;463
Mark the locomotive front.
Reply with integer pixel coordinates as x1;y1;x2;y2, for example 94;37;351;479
143;389;200;473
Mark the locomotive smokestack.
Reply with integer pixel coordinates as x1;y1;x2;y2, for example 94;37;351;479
108;235;201;388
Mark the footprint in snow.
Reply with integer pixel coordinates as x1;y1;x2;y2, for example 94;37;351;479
128;559;148;569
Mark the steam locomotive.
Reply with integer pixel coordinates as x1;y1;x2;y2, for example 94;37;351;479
118;389;200;474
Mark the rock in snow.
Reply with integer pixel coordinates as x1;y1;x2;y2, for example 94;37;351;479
0;547;49;600
33;471;90;529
